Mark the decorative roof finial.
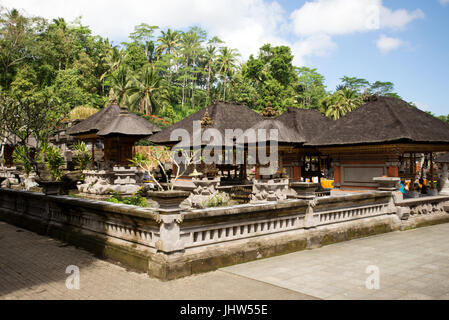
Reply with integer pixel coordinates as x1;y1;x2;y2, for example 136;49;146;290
261;101;278;117
201;108;214;128
362;90;378;102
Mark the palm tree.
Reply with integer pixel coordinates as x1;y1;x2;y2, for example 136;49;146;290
156;29;181;56
107;66;131;107
204;45;218;101
179;31;202;108
156;29;181;85
127;65;168;115
216;47;240;101
336;88;363;112
100;45;126;82
324;96;349;120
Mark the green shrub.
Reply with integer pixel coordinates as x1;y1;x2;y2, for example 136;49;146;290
12;145;34;175
72;141;92;180
202;192;230;208
44;145;65;181
105;191;149;208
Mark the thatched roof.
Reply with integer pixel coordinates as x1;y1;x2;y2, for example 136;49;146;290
308;97;449;146
67;105;161;137
150;101;264;146
242;107;332;144
3;134;37;148
435;152;449;163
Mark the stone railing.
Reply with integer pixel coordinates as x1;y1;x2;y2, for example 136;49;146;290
1;187;447;280
305;192;395;228
395;195;449;220
0;188;161;264
180;200;309;249
178;191;393;250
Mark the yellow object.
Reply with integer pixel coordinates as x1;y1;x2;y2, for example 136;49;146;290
321;179;334;189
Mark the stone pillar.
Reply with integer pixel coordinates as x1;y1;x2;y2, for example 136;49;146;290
155;212;185;253
439;163;449;196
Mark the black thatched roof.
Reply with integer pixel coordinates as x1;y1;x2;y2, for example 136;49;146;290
243;107;332;144
435;152;449;163
150;101;264;145
67;105;161;137
308;97;449;146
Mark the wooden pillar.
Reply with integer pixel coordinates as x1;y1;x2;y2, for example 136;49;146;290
255;165;260;180
430;153;434;190
293;165;301;181
410;153;415;191
333;164;341;187
387;165;399;177
318;156;322;183
91;139;96;168
242;148;248;181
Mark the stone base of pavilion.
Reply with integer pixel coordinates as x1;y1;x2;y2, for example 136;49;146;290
76;167;145;195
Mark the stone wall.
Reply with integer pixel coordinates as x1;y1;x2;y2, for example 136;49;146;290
0;188;448;280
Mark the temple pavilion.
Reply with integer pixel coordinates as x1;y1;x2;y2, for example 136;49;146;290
67;105;161;168
150;100;264;184
242;106;332;182
307;96;449;192
149;96;449;194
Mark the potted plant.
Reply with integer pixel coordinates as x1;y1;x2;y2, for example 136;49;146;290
130;147;199;209
37;145;65;195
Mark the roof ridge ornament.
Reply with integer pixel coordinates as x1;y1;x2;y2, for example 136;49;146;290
261;101;278;118
362;90;379;102
201;108;214;128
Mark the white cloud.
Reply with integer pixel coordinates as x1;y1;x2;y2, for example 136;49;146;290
289;0;423;63
0;0;289;61
0;0;425;66
290;0;424;36
292;34;337;66
439;0;449;6
376;34;405;54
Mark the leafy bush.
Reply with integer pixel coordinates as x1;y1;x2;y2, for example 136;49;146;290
202;192;230;208
12;145;34;175
72;141;92;180
105;191;149;207
44;145;65;181
69;106;99;120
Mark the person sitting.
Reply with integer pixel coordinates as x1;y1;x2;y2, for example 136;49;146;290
419;178;428;195
398;179;406;194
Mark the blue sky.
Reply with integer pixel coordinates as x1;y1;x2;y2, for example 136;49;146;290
277;0;449;116
1;0;448;115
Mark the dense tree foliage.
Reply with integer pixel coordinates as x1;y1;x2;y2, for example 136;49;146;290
0;6;442;126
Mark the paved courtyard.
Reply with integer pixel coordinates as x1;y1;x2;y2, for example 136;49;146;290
1;220;449;300
223;223;449;300
0;221;313;300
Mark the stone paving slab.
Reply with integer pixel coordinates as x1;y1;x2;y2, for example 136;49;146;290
222;223;449;300
0;221;315;300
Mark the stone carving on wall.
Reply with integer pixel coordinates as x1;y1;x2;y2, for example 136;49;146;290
250;178;292;203
182;178;227;209
77;167;144;195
